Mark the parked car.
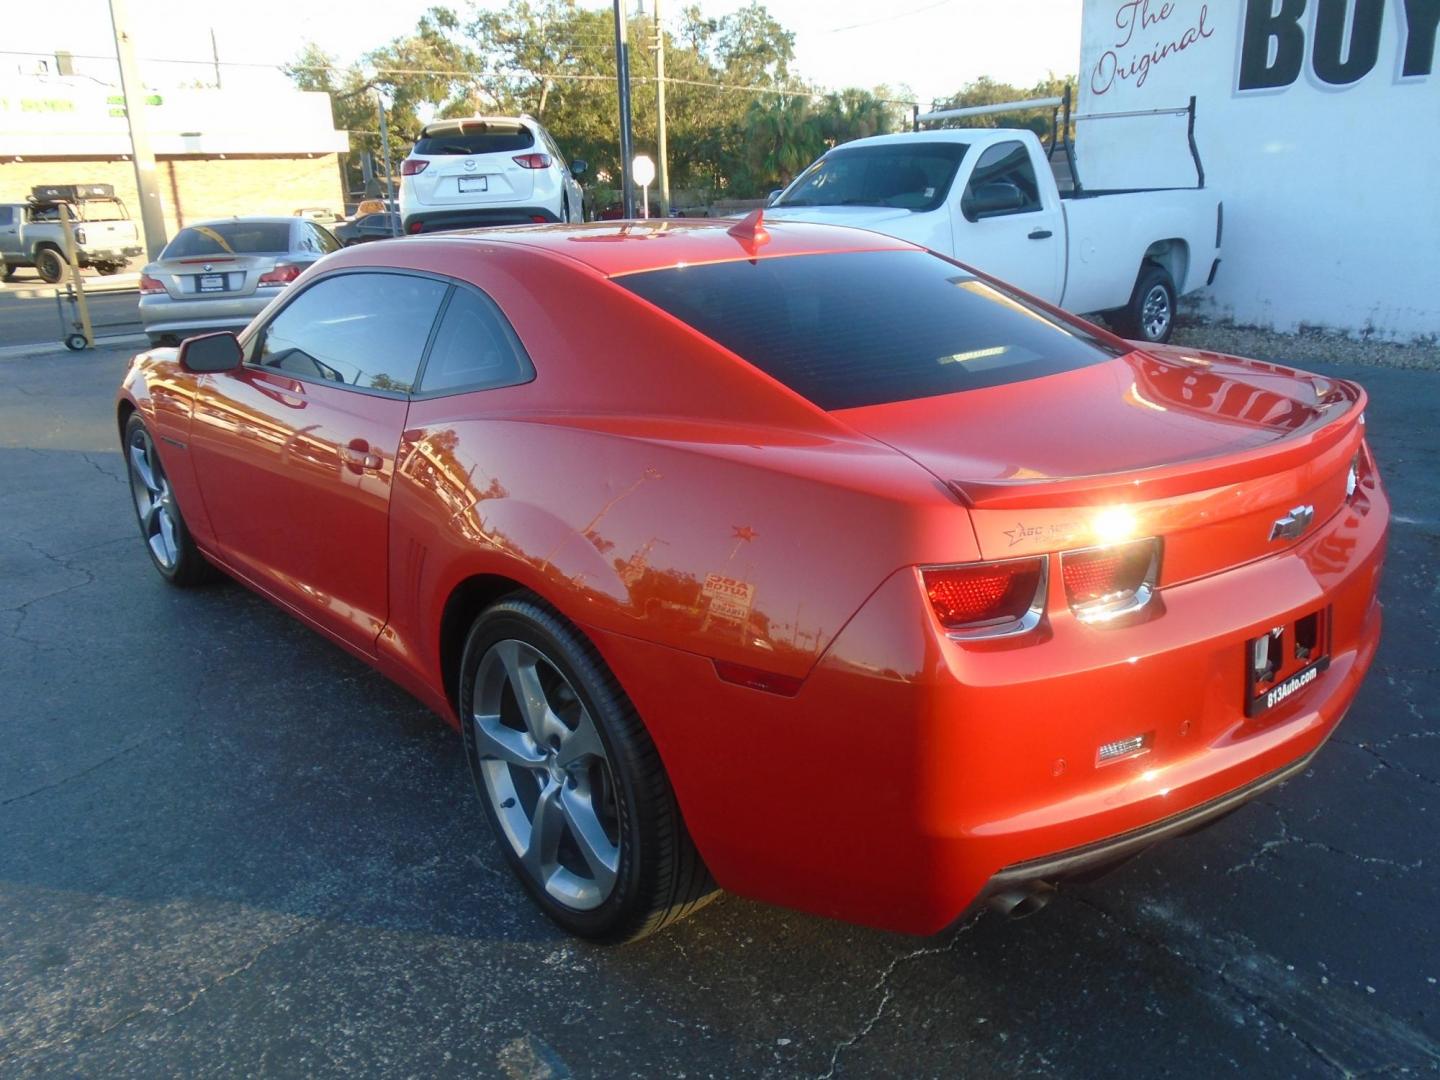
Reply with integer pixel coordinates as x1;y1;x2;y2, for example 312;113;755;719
399;115;587;233
117;218;1386;943
334;212;401;246
0;184;143;282
138;217;340;346
766;126;1221;343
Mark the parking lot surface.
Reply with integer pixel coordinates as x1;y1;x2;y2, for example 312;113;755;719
2;343;1437;1078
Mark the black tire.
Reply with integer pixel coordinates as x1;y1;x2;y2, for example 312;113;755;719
459;596;718;943
95;262;122;276
122;412;218;587
34;246;66;284
561;194;571;224
1110;262;1176;344
1;261;15;282
65;333;88;351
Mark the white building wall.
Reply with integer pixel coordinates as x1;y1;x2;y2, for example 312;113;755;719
1077;0;1439;341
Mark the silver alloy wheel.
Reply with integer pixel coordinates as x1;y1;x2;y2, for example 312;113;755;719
472;639;621;910
127;426;180;569
1141;283;1172;340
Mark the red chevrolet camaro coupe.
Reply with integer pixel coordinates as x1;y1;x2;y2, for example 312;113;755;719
117;216;1387;942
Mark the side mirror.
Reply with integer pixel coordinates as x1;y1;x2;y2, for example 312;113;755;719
179;331;243;373
965;181;1027;220
766;189;783;207
569;159;588;177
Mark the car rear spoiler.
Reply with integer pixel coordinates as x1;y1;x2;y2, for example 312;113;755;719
912;86;1206;194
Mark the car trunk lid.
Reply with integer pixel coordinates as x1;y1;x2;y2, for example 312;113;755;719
149;254;277;300
405;120;537;208
835;347;1366;584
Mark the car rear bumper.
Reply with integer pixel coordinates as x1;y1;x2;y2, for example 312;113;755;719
402;206;560;233
591;475;1389;935
139;292;272;335
79;245;143;264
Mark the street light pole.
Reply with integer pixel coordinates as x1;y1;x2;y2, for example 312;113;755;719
612;0;636;218
107;0;167;261
653;0;670;217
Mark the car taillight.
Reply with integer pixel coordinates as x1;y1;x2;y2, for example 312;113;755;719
922;557;1047;638
401;159;428;176
139;274;165;294
257;264;301;287
408;221;424;234
512;153;552;169
1060;537;1160;624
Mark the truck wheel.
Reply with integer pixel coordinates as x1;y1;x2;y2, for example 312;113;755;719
1;261;16;282
35;246;67;284
1112;262;1176;344
95;262;122;276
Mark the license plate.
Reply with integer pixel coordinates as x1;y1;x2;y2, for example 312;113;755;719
458;176;489;193
1246;608;1329;717
197;273;226;293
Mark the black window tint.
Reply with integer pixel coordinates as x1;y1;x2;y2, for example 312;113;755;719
257;273;447;394
775;143;967;213
312;223;341;253
617;251;1122;411
962;141;1041;220
419;286;534;394
414;123;534;155
162;222;292;257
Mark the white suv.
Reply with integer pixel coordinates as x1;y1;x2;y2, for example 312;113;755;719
399;116;587;234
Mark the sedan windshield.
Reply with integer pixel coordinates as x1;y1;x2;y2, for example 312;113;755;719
161;222;291;258
773;143;968;213
617;249;1123;411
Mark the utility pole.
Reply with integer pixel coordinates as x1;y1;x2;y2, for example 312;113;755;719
210;28;222;90
612;0;636;218
376;91;399;235
652;0;670;217
107;0;167;261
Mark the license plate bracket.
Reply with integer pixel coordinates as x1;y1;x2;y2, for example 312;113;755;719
458;176;489;194
1246;607;1330;717
197;273;226;293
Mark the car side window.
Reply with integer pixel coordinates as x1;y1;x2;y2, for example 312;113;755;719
256;272;447;394
312;223;341;253
0;207;12;226
961;141;1042;221
417;285;535;395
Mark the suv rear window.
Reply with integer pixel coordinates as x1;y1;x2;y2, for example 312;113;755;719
413;123;534;156
616;250;1123;411
162;222;291;258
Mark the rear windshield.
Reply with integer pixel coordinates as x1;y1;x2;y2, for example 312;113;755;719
162;222;291;258
413;124;534;156
774;143;968;213
616;250;1123;411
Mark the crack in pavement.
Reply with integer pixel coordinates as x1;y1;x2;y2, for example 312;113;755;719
1225;801;1426;876
80;451;126;485
0;921;318;1067
817;920;978;1079
1;729;173;807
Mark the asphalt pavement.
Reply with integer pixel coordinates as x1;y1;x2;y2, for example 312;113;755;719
0;268;144;350
1;343;1437;1078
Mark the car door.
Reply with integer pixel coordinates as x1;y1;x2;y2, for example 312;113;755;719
187;270;449;652
951;140;1064;302
0;206;22;261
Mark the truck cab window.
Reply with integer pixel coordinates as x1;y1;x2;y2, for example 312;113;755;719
962;141;1042;220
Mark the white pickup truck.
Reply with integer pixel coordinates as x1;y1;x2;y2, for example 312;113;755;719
0;184;143;284
765;118;1221;344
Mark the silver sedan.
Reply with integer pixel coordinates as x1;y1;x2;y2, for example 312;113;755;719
138;217;342;346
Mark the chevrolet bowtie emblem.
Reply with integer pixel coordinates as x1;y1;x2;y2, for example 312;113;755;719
1270;504;1315;542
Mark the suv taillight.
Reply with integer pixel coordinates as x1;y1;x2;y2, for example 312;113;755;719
1060;537;1160;624
139;274;165;294
512;153;552;169
401;159;428;176
257;264;301;287
922;557;1047;638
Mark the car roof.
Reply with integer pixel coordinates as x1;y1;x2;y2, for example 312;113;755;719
828;127;1036;152
418;115;535;137
179;216;300;228
387;218;921;278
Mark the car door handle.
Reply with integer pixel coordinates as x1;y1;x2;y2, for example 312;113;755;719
1028;229;1053;240
342;441;382;472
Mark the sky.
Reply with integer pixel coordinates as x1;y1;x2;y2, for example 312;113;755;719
5;0;1083;109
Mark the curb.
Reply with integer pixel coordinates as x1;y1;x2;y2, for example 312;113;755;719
0;333;148;361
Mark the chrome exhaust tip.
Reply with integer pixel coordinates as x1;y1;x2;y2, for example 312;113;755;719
987;881;1056;920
